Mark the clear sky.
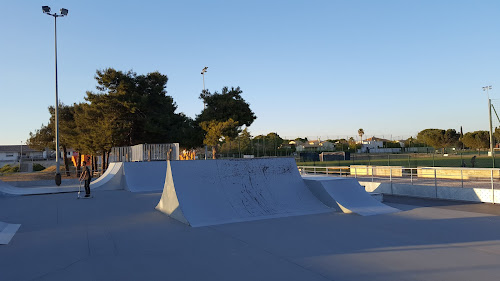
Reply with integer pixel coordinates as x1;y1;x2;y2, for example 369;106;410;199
1;0;499;145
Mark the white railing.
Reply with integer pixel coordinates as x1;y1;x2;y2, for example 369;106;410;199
298;165;500;203
298;165;500;190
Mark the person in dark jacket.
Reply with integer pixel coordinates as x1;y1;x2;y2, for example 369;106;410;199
79;161;91;197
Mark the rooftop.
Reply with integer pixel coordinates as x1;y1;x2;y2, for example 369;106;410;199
0;145;39;153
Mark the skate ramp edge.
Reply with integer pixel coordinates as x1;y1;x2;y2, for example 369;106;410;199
156;158;332;227
0;179;74;196
0;221;21;245
91;162;125;191
303;176;400;216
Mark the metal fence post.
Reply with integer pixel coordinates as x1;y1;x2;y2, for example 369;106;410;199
314;166;316;175
411;168;414;185
371;166;374;182
434;169;438;199
491;169;495;204
461;168;463;188
390;167;393;195
355;167;357;178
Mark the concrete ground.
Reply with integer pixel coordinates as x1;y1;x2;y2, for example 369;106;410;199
2;191;500;281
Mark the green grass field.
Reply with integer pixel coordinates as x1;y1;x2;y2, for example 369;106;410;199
297;154;498;168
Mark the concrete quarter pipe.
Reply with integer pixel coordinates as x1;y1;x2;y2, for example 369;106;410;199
156;158;332;227
303;176;400;216
0;163;124;196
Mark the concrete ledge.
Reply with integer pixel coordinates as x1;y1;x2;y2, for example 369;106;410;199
360;181;500;204
417;167;500;180
350;165;403;177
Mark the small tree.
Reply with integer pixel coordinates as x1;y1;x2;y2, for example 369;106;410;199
200;119;239;159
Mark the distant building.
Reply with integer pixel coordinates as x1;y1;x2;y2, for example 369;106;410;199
0;145;44;161
359;137;385;153
358;137;403;153
294;140;335;152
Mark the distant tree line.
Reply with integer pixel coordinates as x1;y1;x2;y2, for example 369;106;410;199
416;128;500;153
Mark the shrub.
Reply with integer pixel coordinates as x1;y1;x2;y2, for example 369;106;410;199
0;165;12;173
33;163;46;172
0;164;19;173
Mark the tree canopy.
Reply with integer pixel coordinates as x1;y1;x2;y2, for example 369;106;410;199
197;86;256;138
461;131;490;150
197;86;255;158
416;128;460;150
28;68;205;169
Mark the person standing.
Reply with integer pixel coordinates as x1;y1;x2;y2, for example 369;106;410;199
471;156;477;168
79;161;91;197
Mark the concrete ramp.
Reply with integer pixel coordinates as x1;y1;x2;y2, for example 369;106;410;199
156;158;332;227
303;176;400;216
0;179;77;196
90;162;124;190
0;162;124;196
0;221;21;244
123;161;167;192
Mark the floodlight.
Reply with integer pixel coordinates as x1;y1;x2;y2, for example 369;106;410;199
42;6;51;13
60;8;68;16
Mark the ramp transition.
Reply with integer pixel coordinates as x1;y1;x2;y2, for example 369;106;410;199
0;163;124;196
123;161;166;192
0;221;21;244
156;158;332;227
303;176;400;216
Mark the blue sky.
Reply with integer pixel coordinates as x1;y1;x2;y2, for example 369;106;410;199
1;0;499;145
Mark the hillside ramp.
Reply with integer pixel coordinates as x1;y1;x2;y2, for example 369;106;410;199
156;158;332;227
303;176;400;216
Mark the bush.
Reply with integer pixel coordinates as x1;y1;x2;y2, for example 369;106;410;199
0;164;19;173
33;163;46;172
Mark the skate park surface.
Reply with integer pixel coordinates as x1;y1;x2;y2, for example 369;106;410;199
2;160;500;280
2;190;500;281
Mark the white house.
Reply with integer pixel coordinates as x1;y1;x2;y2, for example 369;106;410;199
0;145;44;161
359;137;385;153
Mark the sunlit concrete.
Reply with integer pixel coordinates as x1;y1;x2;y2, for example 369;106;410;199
2;190;500;281
156;159;331;227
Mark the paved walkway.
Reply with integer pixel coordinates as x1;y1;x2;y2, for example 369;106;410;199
2;190;500;281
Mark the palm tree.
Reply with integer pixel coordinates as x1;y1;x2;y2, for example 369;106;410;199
358;128;364;143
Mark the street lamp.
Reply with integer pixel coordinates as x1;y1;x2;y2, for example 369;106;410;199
484;85;494;167
42;6;68;186
201;66;208;160
201;66;208;92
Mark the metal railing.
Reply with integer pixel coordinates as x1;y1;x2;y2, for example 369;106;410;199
297;165;500;190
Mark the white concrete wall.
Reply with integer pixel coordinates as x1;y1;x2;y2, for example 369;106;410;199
360;181;500;204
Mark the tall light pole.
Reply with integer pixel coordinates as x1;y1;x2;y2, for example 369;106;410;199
201;66;208;159
201;66;208;93
484;85;494;168
42;6;68;186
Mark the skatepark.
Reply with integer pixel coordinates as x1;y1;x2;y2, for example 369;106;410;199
2;158;500;280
